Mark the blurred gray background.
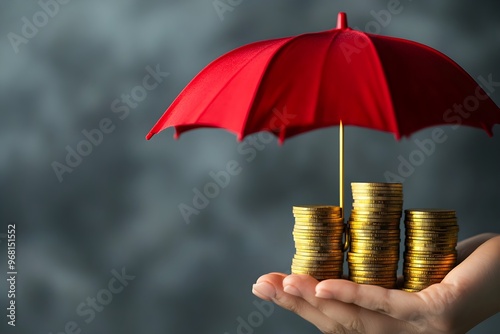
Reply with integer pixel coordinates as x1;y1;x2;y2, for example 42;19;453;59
1;1;499;333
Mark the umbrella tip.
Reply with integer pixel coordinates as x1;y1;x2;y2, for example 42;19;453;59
146;132;154;140
337;12;348;29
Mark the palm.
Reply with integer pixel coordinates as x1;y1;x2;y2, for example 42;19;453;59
252;234;500;334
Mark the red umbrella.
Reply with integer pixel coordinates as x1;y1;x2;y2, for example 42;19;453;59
146;12;500;211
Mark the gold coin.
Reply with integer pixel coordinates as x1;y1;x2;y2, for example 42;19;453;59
349;267;397;277
404;273;449;280
351;219;400;224
350;242;400;249
293;227;345;233
293;231;343;237
347;252;399;259
293;234;344;239
295;250;345;255
294;243;344;249
348;258;399;265
291;272;342;279
404;259;456;266
351;182;402;188
348;271;396;278
406;220;455;226
403;253;457;260
294;238;334;243
405;235;458;242
349;277;397;285
405;227;458;233
350;237;400;243
349;248;399;255
294;255;344;260
292;266;344;273
350;231;401;238
353;198;404;203
404;263;454;270
294;219;343;225
348;224;400;231
292;263;343;269
294;257;344;264
351;211;402;217
403;271;451;278
349;278;398;285
350;210;402;217
294;218;344;223
291;269;343;275
291;262;343;269
294;243;344;250
349;264;398;270
352;202;402;209
404;239;457;246
405;209;455;215
348;262;398;268
349;215;401;222
405;246;456;252
404;264;455;271
405;231;458;238
404;252;457;258
294;211;343;216
351;208;402;215
294;222;343;227
293;205;342;211
405;221;458;227
405;219;458;225
405;279;443;286
294;222;345;228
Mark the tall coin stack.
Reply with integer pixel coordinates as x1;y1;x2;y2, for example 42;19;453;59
348;183;403;288
291;206;346;280
403;209;458;292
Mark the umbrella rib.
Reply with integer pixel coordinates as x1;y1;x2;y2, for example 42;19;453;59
366;36;401;139
193;39;291;138
317;30;343;125
238;34;316;140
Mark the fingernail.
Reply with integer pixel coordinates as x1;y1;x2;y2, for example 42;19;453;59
252;282;275;299
283;284;301;297
315;287;333;299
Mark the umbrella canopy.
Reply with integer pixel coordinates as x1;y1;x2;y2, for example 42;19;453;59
146;12;500;142
146;12;500;211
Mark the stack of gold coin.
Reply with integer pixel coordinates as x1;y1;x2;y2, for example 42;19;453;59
291;206;346;280
348;182;403;288
403;209;458;292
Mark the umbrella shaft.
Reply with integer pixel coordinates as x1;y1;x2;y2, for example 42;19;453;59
339;120;344;216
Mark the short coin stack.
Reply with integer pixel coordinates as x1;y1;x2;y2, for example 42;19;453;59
403;209;458;292
291;206;346;280
348;182;403;288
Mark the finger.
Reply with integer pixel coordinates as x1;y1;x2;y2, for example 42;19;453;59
456;233;499;263
284;275;412;333
252;273;333;331
252;272;287;300
316;279;423;320
284;275;364;328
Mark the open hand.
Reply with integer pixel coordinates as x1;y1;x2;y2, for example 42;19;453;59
252;234;500;334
